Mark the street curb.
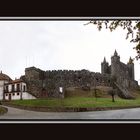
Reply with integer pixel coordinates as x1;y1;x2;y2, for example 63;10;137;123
2;102;140;112
0;106;8;115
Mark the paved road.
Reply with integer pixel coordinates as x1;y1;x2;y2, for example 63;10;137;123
1;105;140;120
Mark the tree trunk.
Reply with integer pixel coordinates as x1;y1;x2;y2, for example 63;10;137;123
112;94;115;102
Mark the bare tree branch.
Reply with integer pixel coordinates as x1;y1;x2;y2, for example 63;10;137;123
85;20;140;60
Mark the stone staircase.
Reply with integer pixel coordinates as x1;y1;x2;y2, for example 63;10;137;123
114;82;134;99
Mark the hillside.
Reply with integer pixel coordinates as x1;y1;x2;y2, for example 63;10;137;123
65;86;114;98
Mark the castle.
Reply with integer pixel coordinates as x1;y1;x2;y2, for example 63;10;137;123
101;50;135;82
101;50;138;98
0;50;138;101
20;50;138;99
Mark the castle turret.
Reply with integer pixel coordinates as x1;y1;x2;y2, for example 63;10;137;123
103;57;106;63
127;57;134;80
111;50;120;77
111;50;120;62
114;49;118;56
101;57;110;74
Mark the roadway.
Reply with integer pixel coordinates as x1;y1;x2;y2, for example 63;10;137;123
1;105;140;121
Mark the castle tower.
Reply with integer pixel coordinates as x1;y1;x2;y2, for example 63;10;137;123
127;57;134;80
111;50;120;62
101;57;109;74
111;50;120;77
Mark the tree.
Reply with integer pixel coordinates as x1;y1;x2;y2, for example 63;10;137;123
93;77;98;100
108;76;117;102
93;87;97;99
84;20;140;60
108;89;116;102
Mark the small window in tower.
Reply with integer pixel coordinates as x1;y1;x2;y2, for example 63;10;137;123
13;93;15;96
17;93;19;96
6;94;8;96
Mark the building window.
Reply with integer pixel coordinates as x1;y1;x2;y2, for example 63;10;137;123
6;94;8;96
6;85;9;92
17;84;20;91
23;85;26;92
12;85;15;92
17;93;19;96
13;93;15;96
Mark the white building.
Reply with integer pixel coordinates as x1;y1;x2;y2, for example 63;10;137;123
0;71;36;101
0;71;11;100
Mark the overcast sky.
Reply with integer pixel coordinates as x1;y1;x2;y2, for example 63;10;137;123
0;20;140;84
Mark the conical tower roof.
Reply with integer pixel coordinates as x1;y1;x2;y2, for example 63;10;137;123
128;56;133;64
0;71;12;81
103;57;106;63
114;49;118;56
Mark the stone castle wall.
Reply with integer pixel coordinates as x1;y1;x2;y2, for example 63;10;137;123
20;51;139;98
22;67;111;98
102;50;138;95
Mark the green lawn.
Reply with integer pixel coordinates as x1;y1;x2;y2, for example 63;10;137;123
8;95;140;108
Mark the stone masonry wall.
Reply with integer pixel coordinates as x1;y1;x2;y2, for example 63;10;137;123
21;67;111;98
20;51;139;99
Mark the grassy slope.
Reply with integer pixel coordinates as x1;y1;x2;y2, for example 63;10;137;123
9;96;140;108
9;88;140;108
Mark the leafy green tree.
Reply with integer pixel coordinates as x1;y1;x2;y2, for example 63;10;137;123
85;20;140;60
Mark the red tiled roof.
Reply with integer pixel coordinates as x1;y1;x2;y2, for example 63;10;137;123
8;79;23;84
0;72;12;81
